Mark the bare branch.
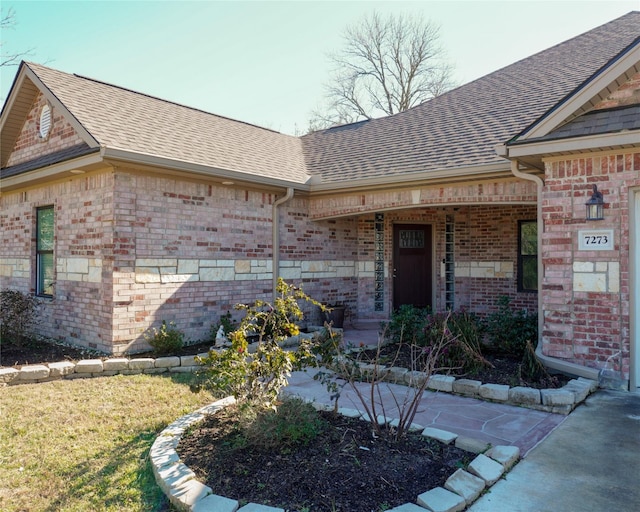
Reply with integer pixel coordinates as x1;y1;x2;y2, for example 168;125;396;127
312;11;457;126
1;7;35;67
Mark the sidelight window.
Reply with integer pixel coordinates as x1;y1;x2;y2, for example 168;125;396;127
518;220;537;292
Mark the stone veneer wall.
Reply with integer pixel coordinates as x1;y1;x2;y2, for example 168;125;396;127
541;150;640;384
108;170;361;354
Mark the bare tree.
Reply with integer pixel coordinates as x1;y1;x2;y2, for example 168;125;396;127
1;7;33;67
310;12;456;130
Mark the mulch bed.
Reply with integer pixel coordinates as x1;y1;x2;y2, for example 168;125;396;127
359;344;571;390
177;403;469;512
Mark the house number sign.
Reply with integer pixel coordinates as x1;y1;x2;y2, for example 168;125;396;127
578;229;614;251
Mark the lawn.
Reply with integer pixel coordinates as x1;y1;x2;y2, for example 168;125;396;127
0;373;217;512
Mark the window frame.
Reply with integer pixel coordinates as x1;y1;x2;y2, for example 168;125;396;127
517;219;538;293
36;205;54;298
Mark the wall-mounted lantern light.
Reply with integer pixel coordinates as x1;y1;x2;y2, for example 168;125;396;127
585;184;605;221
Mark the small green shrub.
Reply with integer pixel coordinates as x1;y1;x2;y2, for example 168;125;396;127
196;278;322;411
144;320;185;355
382;306;487;374
242;397;327;452
484;296;538;358
383;304;430;346
0;289;41;346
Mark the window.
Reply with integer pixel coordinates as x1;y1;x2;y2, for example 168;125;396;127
36;206;54;297
518;220;537;292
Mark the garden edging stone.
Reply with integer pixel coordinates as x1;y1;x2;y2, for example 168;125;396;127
0;351;598;413
150;396;522;512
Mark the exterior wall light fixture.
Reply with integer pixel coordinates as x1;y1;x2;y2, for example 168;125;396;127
585;184;605;221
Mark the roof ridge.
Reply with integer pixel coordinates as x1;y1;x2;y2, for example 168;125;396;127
26;61;289;137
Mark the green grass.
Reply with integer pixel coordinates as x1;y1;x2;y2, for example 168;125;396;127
0;373;217;512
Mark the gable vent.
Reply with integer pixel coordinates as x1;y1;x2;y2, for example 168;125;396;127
39;103;52;140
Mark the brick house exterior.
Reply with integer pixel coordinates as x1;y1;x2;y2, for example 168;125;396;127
1;13;639;390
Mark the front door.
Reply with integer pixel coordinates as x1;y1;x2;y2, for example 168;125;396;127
393;224;433;310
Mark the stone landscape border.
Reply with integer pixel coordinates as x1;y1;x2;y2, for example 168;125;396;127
0;352;598;414
150;396;522;512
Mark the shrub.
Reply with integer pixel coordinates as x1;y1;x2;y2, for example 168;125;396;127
314;312;463;440
484;296;538;358
383;304;429;346
144;320;185;355
0;289;41;346
196;278;322;411
382;306;487;374
242;397;327;452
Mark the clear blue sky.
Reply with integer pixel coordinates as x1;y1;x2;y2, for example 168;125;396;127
1;0;638;134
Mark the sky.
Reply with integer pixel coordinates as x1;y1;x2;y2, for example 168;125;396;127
1;0;638;135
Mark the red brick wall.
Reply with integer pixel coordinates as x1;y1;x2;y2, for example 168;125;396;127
0;171;115;352
7;92;86;167
541;150;640;381
108;171;361;352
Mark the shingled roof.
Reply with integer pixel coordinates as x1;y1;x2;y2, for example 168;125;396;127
1;12;638;188
7;63;310;184
301;11;640;184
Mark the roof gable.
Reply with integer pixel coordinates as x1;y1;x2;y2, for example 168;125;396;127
13;63;310;185
0;63;98;169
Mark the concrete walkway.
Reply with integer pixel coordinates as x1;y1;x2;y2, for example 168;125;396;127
468;390;640;512
285;370;566;457
288;326;640;511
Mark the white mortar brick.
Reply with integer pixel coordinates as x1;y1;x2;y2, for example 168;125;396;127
422;427;458;444
86;265;102;283
0;368;20;383
573;272;606;292
573;261;594;272
161;273;197;284
48;361;76;377
19;365;50;380
199;267;235;281
103;358;129;371
75;359;104;373
177;259;199;274
235;260;251;273
66;258;89;274
486;445;520;470
192;494;239;512
608;262;620;293
417;487;466;512
137;258;177;267
468;454;505;485
280;267;302;280
445;468;486;504
301;260;328;272
136;267;161;283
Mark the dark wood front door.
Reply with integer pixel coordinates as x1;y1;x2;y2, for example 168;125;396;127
393;224;433;310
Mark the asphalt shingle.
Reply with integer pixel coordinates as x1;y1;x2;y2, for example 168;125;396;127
301;12;640;183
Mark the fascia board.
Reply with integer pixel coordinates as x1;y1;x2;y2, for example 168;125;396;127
0;68;28;131
307;162;512;194
507;130;640;158
0;152;105;191
519;45;640;141
22;65;100;149
101;147;312;191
